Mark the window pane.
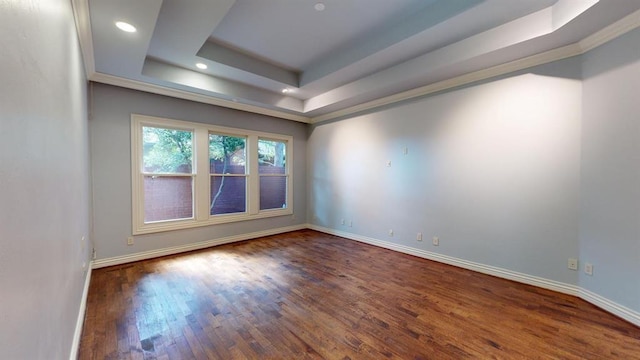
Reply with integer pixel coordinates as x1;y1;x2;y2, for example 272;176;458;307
143;126;192;173
210;176;246;215
260;176;287;210
258;139;286;174
144;176;193;222
209;134;246;174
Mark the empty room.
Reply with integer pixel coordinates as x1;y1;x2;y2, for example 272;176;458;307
2;0;640;359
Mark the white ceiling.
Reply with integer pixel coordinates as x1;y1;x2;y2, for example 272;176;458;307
77;0;640;123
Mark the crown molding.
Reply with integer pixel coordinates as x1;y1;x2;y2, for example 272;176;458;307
311;8;640;124
71;1;640;125
90;72;311;123
311;44;582;124
579;8;640;53
71;0;310;124
70;0;95;77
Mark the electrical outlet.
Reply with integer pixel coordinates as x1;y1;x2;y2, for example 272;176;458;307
403;147;408;155
92;248;97;260
568;258;578;270
127;236;134;246
584;263;593;276
388;229;394;237
432;236;439;246
341;219;345;225
417;233;423;241
386;160;392;167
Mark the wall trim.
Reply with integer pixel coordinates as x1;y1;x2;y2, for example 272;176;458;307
311;8;640;123
70;0;95;77
310;44;583;123
579;8;640;53
69;266;92;360
307;224;579;296
72;0;310;123
72;2;640;124
90;72;311;124
84;225;640;329
92;224;306;269
308;224;640;328
579;288;640;327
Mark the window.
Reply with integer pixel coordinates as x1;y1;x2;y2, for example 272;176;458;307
131;115;293;234
209;133;247;215
258;139;288;210
141;126;194;223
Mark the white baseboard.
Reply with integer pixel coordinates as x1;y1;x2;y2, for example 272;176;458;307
307;224;578;296
69;266;92;360
92;224;306;269
308;224;640;327
579;288;640;327
86;223;640;329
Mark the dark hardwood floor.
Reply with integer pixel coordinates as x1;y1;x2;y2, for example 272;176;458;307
79;230;640;359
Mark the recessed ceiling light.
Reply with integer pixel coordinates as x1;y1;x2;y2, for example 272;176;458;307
115;21;137;33
314;2;325;11
196;63;208;70
282;88;290;94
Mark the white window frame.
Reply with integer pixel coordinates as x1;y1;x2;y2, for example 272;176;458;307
131;114;293;235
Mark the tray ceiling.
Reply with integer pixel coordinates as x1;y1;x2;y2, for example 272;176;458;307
75;0;640;122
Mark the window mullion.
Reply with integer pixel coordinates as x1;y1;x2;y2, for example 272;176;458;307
194;126;209;221
248;135;259;215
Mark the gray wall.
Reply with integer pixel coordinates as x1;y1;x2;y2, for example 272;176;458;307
308;58;583;285
309;30;640;315
90;83;307;260
0;0;91;358
580;28;640;311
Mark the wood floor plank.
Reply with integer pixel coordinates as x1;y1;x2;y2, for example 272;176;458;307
79;230;640;359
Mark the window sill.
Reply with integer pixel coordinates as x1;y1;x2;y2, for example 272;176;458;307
132;208;293;235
